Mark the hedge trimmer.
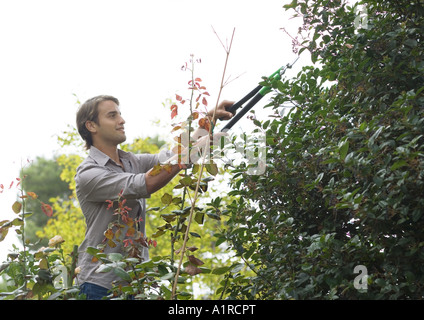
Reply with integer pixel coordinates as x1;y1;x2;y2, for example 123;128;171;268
219;57;299;132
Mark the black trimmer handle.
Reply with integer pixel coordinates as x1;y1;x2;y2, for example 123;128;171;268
220;92;265;132
219;85;262;120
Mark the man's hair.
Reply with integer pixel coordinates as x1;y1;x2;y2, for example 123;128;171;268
76;95;120;150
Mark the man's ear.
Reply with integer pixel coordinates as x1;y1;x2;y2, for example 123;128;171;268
85;120;97;133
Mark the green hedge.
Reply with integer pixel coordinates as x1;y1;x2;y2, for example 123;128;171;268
220;0;424;299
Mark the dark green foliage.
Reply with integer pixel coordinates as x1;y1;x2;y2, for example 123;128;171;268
219;0;424;299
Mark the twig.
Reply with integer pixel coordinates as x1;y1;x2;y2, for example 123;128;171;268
171;27;236;300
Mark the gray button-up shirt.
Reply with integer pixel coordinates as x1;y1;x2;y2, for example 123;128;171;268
75;146;172;290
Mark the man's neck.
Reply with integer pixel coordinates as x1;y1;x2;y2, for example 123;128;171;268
93;143;122;166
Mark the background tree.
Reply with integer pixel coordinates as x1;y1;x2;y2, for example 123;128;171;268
20;156;72;248
218;0;424;299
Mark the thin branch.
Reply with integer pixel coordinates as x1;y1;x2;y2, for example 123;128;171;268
171;27;236;300
223;71;246;87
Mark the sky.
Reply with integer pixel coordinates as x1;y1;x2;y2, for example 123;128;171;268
0;0;307;260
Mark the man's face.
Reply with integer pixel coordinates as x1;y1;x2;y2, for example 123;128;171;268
90;100;126;146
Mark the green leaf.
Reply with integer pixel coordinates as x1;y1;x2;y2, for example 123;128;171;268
108;253;123;262
161;284;172;300
323;35;331;44
96;264;112;273
113;267;132;282
11;218;24;226
86;246;101;256
171;210;185;216
404;39;417;48
205;163;218;176
160;272;175;281
194;211;204;224
215;237;226;247
192;164;200;174
206;212;221;220
390;160;408;171
212;266;231;275
177;292;192;300
315;172;324;184
12;201;22;214
152;229;166;238
161;193;173;205
146;206;161;212
339;140;349;161
230;263;245;273
161;213;177;222
179;176;193;186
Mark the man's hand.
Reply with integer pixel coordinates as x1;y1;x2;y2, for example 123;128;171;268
208;100;235;122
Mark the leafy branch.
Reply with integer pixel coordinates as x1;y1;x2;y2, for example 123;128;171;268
171;27;236;299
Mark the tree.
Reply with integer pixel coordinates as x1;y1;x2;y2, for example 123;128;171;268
219;0;424;299
20;156;72;247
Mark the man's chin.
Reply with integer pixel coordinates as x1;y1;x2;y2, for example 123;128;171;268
116;136;126;145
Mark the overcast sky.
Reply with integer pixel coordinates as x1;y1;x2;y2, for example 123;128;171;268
0;0;307;260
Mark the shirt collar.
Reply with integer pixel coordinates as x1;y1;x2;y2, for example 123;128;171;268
89;146;130;166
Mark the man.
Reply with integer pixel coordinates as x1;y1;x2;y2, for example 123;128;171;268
75;95;233;299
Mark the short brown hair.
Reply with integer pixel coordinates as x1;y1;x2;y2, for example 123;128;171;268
76;95;120;150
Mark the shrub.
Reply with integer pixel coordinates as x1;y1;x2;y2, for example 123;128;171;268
219;0;424;299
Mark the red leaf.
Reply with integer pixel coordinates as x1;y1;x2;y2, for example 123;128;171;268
41;202;53;217
105;200;113;209
176;94;183;102
123;239;133;248
192;111;199;120
188;255;204;266
198;117;210;132
195;77;202;82
202;97;208;106
27;191;38;200
185;264;202;276
171;104;178;119
126;227;136;237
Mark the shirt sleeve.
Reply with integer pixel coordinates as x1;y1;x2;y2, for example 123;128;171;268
134;149;175;170
75;164;151;202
